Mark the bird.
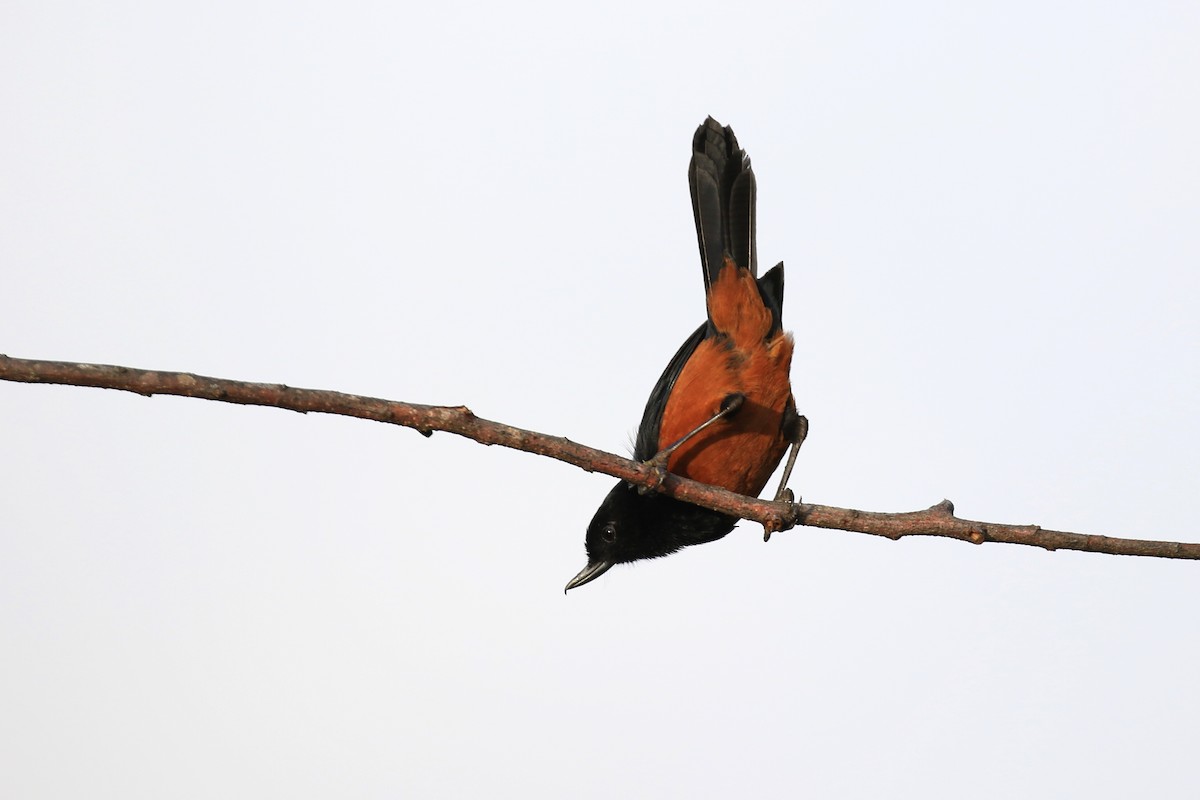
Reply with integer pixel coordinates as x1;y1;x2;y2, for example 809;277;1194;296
566;117;804;592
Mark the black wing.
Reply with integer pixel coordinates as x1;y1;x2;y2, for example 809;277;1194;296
632;321;707;461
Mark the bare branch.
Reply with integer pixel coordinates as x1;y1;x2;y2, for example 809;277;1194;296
2;354;1196;560
795;499;1198;559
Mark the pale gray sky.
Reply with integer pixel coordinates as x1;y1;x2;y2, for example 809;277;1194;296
3;1;1199;797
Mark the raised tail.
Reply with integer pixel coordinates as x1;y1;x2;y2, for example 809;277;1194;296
689;116;757;287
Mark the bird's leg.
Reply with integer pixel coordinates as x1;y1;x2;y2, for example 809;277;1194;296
765;408;808;541
639;393;745;493
772;408;807;502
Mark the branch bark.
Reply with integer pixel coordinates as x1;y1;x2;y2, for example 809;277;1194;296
2;354;1196;560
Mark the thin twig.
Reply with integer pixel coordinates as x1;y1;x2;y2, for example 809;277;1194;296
2;354;1196;560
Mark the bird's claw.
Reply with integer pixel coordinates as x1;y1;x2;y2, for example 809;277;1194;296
638;455;670;495
764;489;799;542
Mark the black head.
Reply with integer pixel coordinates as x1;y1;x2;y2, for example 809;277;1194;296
564;481;739;592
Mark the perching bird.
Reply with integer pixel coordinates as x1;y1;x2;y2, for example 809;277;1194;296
566;117;803;591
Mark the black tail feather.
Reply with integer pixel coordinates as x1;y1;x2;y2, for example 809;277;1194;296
689;117;757;288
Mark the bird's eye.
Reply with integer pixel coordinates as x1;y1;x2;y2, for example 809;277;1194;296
601;524;617;543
